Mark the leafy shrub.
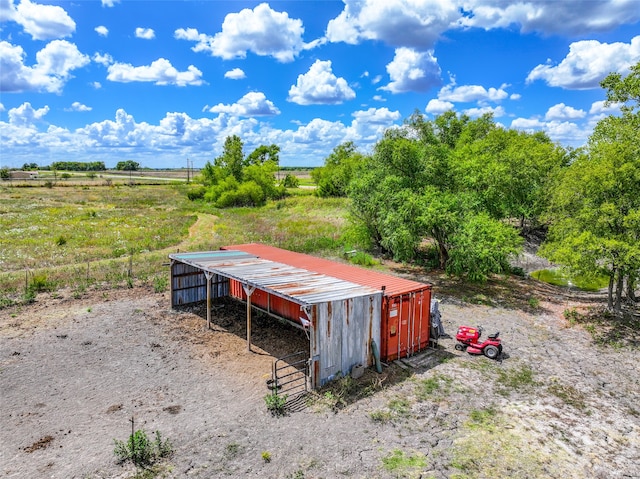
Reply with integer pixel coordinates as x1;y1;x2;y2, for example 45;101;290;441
186;186;206;201
282;174;299;188
264;393;287;417
28;274;54;293
349;251;376;266
216;181;266;207
153;275;168;293
55;235;67;246
113;429;172;467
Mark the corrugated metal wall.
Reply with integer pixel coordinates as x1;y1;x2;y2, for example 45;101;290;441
311;295;381;387
171;261;229;306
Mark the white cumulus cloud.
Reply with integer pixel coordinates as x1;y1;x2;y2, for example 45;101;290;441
0;40;89;93
92;52;113;66
135;27;155;40
11;0;76;40
381;47;441;93
207;91;280;117
527;36;640;89
8;102;49;127
438;81;509;103
545;103;586;120
426;99;454;114
175;3;311;63
288;60;355;105
101;0;119;7
348;107;401;140
463;105;506;118
458;0;640;36
326;0;459;50
95;25;108;37
66;101;92;112
589;100;621;115
106;58;204;86
510;117;588;145
224;68;246;80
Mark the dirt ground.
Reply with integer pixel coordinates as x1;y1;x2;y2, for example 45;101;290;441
1;281;639;479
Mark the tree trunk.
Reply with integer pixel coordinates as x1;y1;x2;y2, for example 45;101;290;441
614;270;624;313
627;272;638;302
607;273;615;311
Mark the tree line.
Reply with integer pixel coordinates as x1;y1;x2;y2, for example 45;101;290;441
310;63;640;312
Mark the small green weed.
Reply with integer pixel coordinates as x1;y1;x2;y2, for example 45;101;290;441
527;297;540;309
225;442;241;457
28;274;54;294
286;470;305;479
548;381;587;410
467;406;498;431
261;451;272;463
55;235;67;246
153;275;168;293
264;393;287;417
416;374;452;400
381;449;427;477
349;251;377;267
369;410;394;423
0;294;15;309
495;364;537;396
369;397;411;423
113;429;173;468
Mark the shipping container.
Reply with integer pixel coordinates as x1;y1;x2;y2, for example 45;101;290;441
222;244;433;361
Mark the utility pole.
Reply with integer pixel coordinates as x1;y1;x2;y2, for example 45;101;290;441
186;158;190;184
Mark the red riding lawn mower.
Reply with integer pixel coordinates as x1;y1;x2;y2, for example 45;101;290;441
455;325;503;359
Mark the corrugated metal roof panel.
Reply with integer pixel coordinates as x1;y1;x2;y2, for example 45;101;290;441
222;243;431;296
169;252;380;305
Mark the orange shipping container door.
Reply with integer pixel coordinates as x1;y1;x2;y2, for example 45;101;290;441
381;290;431;361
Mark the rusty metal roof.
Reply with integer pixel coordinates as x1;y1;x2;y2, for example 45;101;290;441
169;251;381;306
222;243;431;296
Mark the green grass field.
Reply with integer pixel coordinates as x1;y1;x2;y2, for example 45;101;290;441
0;183;348;304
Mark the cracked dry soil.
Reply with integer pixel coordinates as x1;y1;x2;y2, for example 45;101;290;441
1;285;638;479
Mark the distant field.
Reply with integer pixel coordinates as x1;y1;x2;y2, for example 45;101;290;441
0;182;343;299
3;168;316;187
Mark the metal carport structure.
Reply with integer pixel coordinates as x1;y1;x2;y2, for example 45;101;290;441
169;250;383;388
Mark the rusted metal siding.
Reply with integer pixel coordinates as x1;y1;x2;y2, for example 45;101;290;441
170;261;229;306
222;243;429;296
222;243;433;361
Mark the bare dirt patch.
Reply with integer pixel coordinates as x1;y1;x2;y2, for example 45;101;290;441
1;283;638;479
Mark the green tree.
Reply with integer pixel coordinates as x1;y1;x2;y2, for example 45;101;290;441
453;128;567;229
348;113;524;280
115;160;140;171
245;144;280;166
214;135;244;181
311;141;366;197
0;167;9;180
541;63;640;311
196;136;285;207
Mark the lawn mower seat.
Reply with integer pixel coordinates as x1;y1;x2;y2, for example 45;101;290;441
488;332;500;339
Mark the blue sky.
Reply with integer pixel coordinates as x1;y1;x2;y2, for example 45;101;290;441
1;0;639;169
